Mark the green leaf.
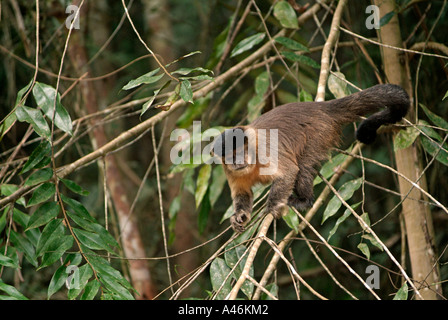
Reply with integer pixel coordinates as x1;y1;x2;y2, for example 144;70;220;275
87;254;134;299
209;165;226;206
0;185;26;207
421;136;448;166
168;195;181;220
87;254;133;291
61;178;89;196
0;280;28;300
33;82;73;135
15;106;51;141
283;208;300;233
394;126;420;151
360;212;371;228
36;219;65;257
273;1;299;29
21;141;51;174
260;283;278;300
180;74;214;81
9;207;29;228
195;165;212;208
362;234;383;251
281;51;320;68
64;253;83;266
0;112;17;141
357;242;370;260
299;90;314;102
198;190;211;234
443;90;448;101
39;235;73;270
314;151;350;185
9;230;38;267
393;282;409;300
61;194;96;222
27;182;56;207
24;167;53;187
210;257;232;300
166;51;202;67
327;208;351;242
47;255;83;299
72;228;116;254
81;280;101;300
15;80;33;107
328;72;350;99
67;264;94;300
0;209;5;234
172;67;213;76
122;68;163;90
418;120;448;166
26;201;60;230
99;272;135;300
419;120;442;141
380;11;396;27
327;202;361;242
67;210;119;252
254;71;270;96
1;82;26;135
248;72;269;123
180;80;193;104
225;242;253;298
322;178;362;224
420;103;448;130
47;265;68;299
141;80;171;116
230;33;266;58
0;253;20;269
275;37;308;52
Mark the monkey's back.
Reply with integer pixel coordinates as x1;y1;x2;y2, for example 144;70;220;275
249;102;342;169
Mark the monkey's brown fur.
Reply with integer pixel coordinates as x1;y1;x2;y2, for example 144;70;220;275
212;84;409;232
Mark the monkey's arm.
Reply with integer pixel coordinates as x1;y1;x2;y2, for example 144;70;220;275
265;167;298;219
229;186;254;233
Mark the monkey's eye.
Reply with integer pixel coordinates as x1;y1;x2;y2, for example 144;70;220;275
212;127;248;159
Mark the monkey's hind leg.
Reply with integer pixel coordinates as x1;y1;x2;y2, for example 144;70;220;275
287;168;315;212
266;169;298;220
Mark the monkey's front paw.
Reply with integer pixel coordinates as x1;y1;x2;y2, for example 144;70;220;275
230;210;251;233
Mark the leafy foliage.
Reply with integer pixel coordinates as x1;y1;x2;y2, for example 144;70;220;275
1;0;447;301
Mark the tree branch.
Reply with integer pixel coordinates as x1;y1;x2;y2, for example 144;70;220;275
0;30;284;210
315;0;347;101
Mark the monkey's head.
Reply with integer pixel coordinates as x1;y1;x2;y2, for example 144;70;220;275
211;127;257;175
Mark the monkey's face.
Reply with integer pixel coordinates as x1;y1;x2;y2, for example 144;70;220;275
211;127;257;175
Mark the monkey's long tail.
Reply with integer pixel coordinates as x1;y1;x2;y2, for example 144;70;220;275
330;84;410;144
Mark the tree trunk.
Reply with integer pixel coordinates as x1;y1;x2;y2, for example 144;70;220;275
373;0;441;299
68;0;156;299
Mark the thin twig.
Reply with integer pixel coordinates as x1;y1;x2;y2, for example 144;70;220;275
263;236;328;300
293;206;381;300
318;173;423;300
336;148;448;215
120;0;178;82
151;125;174;294
252;142;362;299
228;214;274;300
340;27;448;60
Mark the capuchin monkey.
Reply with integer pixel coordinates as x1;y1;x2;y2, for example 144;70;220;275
211;84;409;232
